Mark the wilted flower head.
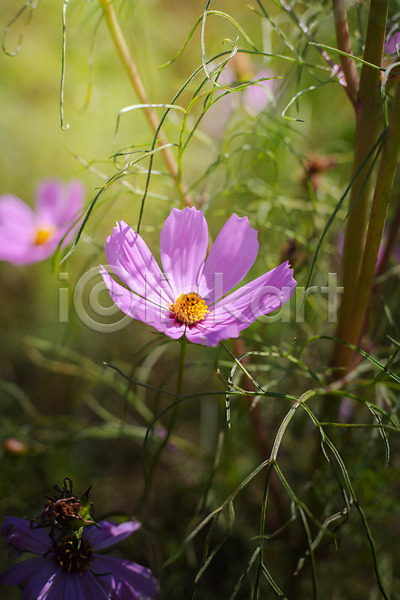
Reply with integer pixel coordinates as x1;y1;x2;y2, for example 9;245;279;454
31;477;95;538
0;179;84;265
303;152;337;193
101;207;296;346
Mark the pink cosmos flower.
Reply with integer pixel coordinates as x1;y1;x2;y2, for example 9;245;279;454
0;179;85;265
0;516;159;600
101;207;296;346
242;69;277;114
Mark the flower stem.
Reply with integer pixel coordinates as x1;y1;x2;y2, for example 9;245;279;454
97;0;193;207
375;190;400;279
332;0;359;104
163;338;187;447
139;339;186;506
332;0;389;375
339;80;400;367
176;338;187;397
230;338;287;526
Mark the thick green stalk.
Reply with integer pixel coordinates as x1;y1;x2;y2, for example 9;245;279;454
332;0;389;374
341;81;400;365
376;190;400;278
97;0;193;207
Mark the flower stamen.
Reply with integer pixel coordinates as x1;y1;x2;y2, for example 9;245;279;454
34;227;54;246
54;534;94;573
170;292;209;326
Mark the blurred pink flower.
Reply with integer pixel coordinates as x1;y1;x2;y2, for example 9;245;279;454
0;179;85;265
101;207;296;346
201;64;279;137
385;31;400;56
242;69;277;113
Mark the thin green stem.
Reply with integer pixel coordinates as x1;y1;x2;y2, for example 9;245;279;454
97;0;193;207
138;339;187;509
279;0;340;76
227;338;288;527
176;338;187;397
160;338;187;453
332;0;389;375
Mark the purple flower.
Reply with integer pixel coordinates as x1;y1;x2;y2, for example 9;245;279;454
385;31;400;56
0;179;84;265
101;207;296;346
0;516;159;600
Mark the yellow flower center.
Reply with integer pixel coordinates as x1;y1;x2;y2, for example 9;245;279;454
170;292;209;326
34;227;54;246
54;534;94;573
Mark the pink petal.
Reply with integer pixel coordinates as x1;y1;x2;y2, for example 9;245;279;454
87;520;141;551
160;207;208;298
100;267;185;340
200;214;259;302
105;221;174;305
63;180;85;222
212;259;296;324
0;243;55;265
185;318;242;347
1;517;51;555
0;196;37;264
35;179;84;227
0;195;35;234
186;261;296;346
